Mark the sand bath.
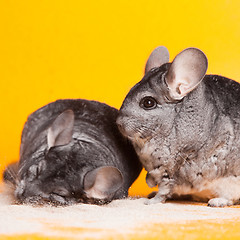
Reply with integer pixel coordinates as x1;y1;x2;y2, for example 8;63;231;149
1;186;240;239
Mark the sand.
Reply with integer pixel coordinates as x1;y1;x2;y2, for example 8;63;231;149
1;186;240;239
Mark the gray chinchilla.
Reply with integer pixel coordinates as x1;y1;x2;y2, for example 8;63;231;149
4;99;142;205
117;46;240;207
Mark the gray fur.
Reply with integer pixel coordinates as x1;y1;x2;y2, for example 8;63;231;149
117;47;240;207
5;99;142;205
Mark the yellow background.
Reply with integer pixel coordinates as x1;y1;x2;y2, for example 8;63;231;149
1;0;240;196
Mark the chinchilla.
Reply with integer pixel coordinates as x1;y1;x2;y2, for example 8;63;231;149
117;46;240;207
4;99;142;205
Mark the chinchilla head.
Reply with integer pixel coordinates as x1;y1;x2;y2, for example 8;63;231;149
16;109;123;205
117;46;208;149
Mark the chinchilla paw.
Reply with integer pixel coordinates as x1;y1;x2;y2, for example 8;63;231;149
207;198;233;207
144;196;165;205
147;191;158;199
146;175;158;188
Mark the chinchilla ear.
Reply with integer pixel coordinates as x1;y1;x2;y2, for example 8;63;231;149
47;109;74;149
145;46;170;74
165;48;208;100
83;166;123;200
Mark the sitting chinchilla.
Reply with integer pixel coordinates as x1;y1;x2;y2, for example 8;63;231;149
117;46;240;207
4;99;142;205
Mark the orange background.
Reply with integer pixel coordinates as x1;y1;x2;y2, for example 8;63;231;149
1;0;240;196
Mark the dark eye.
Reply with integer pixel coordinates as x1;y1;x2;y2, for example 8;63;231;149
140;97;157;110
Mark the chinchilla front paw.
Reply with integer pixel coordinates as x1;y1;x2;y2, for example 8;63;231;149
147;191;158;199
144;194;166;205
207;198;233;207
146;173;158;188
146;168;167;188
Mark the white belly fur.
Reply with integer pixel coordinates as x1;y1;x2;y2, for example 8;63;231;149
173;176;240;203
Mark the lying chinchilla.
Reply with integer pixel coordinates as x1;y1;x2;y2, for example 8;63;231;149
117;46;240;207
4;99;142;205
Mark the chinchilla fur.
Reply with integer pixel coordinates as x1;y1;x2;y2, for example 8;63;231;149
117;46;240;207
4;99;142;205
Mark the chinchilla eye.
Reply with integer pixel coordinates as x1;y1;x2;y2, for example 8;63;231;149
140;97;157;110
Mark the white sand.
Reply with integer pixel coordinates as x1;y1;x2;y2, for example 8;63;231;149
1;185;240;239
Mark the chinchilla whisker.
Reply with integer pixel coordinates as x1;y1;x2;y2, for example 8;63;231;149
178;153;191;165
3;162;19;185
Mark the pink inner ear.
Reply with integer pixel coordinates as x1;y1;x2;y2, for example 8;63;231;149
47;109;74;149
84;166;123;200
179;82;191;96
145;46;170;74
165;48;208;100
